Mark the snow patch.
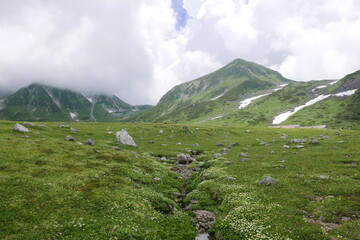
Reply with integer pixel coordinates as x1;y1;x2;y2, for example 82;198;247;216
0;99;5;110
70;112;78;119
329;79;340;85
238;84;287;109
273;89;357;124
210;115;223;120
311;85;327;92
87;97;93;103
211;93;224;100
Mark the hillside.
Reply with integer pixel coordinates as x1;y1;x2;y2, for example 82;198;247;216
0;84;151;122
128;59;292;123
0;121;359;239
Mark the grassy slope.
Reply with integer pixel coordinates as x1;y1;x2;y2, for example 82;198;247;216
0;121;359;239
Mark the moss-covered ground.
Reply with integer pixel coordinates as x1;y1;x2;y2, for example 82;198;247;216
0;121;359;239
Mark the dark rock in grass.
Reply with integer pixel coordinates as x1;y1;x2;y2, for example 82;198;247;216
320;135;330;140
13;123;29;133
310;140;321;145
112;146;122;151
84;139;94;145
225;176;236;181
222;148;229;153
183;126;189;132
259;176;277;186
240;157;250;162
280;134;288;139
224;161;233;165
115;129;137;146
60;125;68;128
195;210;216;234
149;140;155;144
228;142;239;148
213;153;222;158
65;135;75;141
242;147;249;152
22;135;29;138
239;152;248;157
216;142;224;146
171;192;182;198
23;122;35;126
176;154;193;164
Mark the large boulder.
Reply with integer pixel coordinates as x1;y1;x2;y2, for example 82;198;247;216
115;129;137;146
13;123;30;133
259;176;277;186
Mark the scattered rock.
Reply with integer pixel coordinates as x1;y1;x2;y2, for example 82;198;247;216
176;154;194;164
194;210;216;234
260;141;266;145
23;122;35;126
222;148;229;153
216;143;224;146
224;161;233;165
320;135;330;140
228;142;239;148
60;125;68;128
269;150;276;154
106;131;113;134
225;176;236;181
245;130;251;133
294;145;304;148
239;152;248;157
240;157;250;162
65;135;75;141
319;175;329;179
84;139;94;145
115;129;137;146
338;141;344;144
310;140;321;145
112;146;122;151
149;140;155;144
259;176;277;186
242;147;249;152
291;139;307;143
70;128;77;132
280;134;288;139
159;130;164;134
176;142;182;145
183;126;189;132
22;135;29;138
213;153;222;158
154;177;161;181
283;145;290;148
171;192;182;198
13;123;30;133
77;142;83;145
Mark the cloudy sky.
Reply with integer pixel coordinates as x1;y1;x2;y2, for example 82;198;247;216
0;0;360;105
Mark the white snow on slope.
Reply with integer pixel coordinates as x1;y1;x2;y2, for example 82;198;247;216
210;115;223;120
0;99;5;110
329;79;340;85
211;94;224;100
273;89;358;125
70;112;78;119
238;84;287;109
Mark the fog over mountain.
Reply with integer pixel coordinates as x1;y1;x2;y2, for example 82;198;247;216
1;0;360;105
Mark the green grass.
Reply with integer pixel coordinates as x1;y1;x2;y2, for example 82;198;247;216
0;121;359;239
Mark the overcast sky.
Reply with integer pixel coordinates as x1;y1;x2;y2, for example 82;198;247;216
1;0;360;105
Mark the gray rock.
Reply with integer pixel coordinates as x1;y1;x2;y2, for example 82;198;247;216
13;123;29;133
280;134;288;139
242;147;249;152
246;130;251;133
260;141;266;145
240;157;250;162
222;148;229;153
194;210;216;233
259;176;277;186
115;129;137;146
112;146;122;151
60;125;68;128
216;142;224;146
294;145;304;148
176;142;182;145
176;154;193;164
228;142;239;148
22;135;29;138
106;131;113;134
338;141;344;144
149;140;155;144
269;150;276;154
160;156;167;161
283;144;290;148
23;122;35;126
159;130;164;134
239;152;248;157
320;135;330;140
84;139;94;145
319;175;329;179
225;176;236;181
192;143;200;147
291;139;307;143
70;128;77;132
224;161;233;165
183;126;189;132
310;140;321;145
213;153;222;158
65;135;75;141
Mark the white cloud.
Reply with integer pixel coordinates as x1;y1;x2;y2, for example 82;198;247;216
0;0;360;105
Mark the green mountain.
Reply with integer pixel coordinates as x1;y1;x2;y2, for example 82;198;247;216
0;83;150;122
128;59;292;123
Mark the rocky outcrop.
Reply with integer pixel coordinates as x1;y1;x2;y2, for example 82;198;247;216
115;129;137;146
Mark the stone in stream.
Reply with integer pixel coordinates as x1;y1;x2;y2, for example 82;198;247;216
194;210;216;234
13;123;30;133
176;154;194;164
115;129;137;146
259;176;277;186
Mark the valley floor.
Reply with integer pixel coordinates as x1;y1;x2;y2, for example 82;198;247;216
0;121;359;239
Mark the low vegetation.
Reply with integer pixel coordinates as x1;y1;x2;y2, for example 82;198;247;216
0;121;359;239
